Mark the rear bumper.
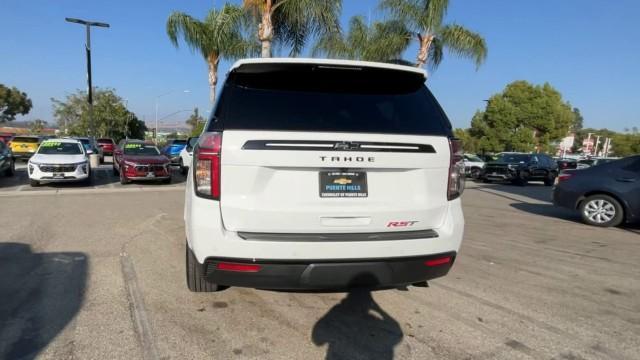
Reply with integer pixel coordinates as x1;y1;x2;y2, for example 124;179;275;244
12;152;35;159
552;187;580;210
202;252;456;290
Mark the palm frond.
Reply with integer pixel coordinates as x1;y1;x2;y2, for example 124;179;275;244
166;12;207;55
439;24;487;68
272;0;342;56
427;36;443;70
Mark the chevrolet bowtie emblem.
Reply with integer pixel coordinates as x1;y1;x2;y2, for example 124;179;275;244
333;178;352;185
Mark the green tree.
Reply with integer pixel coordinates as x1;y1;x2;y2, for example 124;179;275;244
0;84;33;122
312;16;410;62
186;107;205;136
380;0;487;69
571;107;583;132
610;133;640;156
51;88;146;141
28;119;48;134
469;81;574;153
243;0;342;57
453;128;480;153
167;4;255;103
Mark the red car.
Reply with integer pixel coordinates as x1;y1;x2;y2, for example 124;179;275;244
113;140;171;184
97;138;115;156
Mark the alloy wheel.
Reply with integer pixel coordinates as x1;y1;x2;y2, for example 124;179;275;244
583;199;616;224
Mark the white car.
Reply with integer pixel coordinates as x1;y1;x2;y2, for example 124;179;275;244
184;58;465;292
28;138;91;187
463;154;485;179
178;136;199;175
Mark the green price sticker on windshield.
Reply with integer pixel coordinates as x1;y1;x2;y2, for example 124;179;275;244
41;141;62;147
125;144;143;149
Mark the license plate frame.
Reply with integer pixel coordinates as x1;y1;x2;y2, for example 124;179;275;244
319;171;368;198
52;173;65;179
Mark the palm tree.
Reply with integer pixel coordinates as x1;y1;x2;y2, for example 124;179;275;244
312;16;410;63
242;0;342;58
167;5;256;103
380;0;487;69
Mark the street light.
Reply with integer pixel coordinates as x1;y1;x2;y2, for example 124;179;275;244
155;90;190;144
65;17;110;139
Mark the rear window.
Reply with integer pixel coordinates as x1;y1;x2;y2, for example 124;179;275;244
12;137;39;143
98;138;114;144
169;140;187;145
209;64;452;136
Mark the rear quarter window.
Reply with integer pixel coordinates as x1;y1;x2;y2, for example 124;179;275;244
12;137;39;143
209;64;452;136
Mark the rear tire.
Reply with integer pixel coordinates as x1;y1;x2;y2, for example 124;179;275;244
513;171;528;186
120;171;128;185
186;242;221;292
180;159;188;175
470;167;481;180
579;194;624;227
544;172;556;186
162;177;171;185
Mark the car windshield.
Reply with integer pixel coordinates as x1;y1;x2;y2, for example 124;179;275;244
123;143;160;155
496;154;531;163
465;155;483;162
187;137;199;147
37;141;83;155
12;137;39;143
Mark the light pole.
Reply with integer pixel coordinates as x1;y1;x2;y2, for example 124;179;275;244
155;90;190;143
65;17;110;139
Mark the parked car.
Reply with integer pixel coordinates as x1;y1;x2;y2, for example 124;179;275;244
483;153;558;186
162;139;188;165
556;158;578;171
183;58;465;292
27;138;91;187
0;140;15;177
97;138;115;157
553;156;639;227
178;136;199;175
113;140;171;184
8;135;41;160
463;154;485;179
74;137;104;162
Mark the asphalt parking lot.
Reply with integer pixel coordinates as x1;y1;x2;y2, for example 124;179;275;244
0;179;638;359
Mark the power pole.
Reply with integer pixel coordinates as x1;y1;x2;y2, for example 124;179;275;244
65;18;110;138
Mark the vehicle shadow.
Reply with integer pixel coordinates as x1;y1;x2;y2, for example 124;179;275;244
510;203;581;222
479;181;553;203
311;275;403;360
0;243;87;360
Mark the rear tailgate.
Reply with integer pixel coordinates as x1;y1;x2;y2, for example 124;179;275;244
210;60;455;235
220;131;450;233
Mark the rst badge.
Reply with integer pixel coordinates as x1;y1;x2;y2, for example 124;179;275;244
387;221;419;227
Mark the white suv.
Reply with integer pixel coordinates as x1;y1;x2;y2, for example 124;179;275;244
184;58;465;292
28;138;91;187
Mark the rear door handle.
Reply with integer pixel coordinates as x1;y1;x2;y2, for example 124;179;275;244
616;178;637;182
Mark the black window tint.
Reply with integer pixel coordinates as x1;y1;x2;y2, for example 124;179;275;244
210;65;452;136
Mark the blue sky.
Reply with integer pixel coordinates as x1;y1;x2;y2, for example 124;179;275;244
1;0;639;131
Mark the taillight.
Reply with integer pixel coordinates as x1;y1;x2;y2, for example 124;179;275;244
447;138;465;200
557;173;573;183
216;262;261;272
194;132;222;199
425;256;452;266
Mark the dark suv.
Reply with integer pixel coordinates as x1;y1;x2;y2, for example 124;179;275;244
483;153;558;186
